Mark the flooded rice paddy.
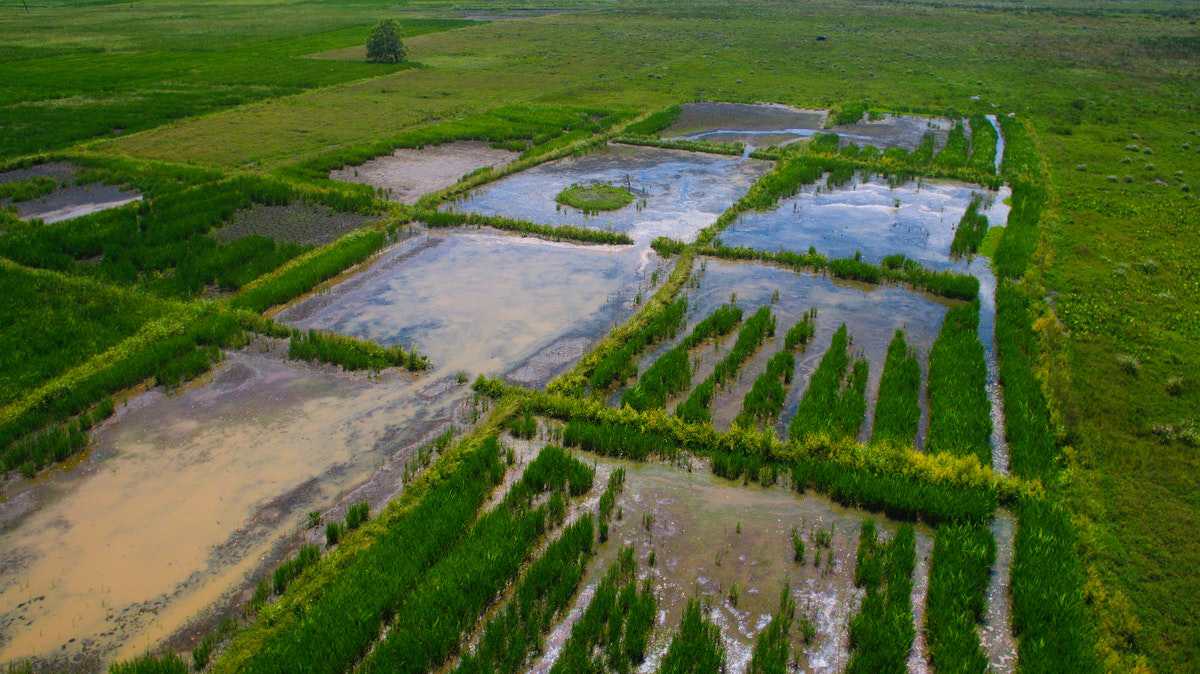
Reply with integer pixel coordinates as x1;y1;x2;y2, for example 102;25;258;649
631;258;950;442
279;231;665;385
0;341;470;666
329;141;519;204
511;437;932;673
828;114;953;152
663;102;827;149
440;144;770;244
719;172;1010;273
0;162;141;224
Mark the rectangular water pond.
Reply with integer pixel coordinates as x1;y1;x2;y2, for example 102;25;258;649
719;173;1010;272
505;438;934;674
630;258;952;442
278;231;666;386
0;343;468;668
827;113;953;152
662;102;828;149
440;145;770;244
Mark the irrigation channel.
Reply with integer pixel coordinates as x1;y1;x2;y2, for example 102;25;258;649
1;103;1018;672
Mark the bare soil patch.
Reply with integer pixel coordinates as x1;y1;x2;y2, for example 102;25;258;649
329;141;518;204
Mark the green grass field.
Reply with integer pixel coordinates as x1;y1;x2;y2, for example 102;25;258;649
0;0;1197;670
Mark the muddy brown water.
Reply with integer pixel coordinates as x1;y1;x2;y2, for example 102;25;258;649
441;144;771;244
663;102;828;149
623;258;951;444
0;341;470;667
328;141;518;204
506;436;933;673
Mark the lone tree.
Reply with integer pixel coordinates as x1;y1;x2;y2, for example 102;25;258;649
366;19;406;63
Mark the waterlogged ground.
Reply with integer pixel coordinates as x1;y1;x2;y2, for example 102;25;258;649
440;144;770;243
280;231;666;385
0;162;141;224
213;202;371;247
663;102;827;149
828;114;953;152
719;173;1010;273
516;440;933;673
329;141;518;204
628;258;950;442
0;342;471;668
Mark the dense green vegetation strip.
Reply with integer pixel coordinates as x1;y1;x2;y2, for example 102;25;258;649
927;302;992;465
996;282;1056;480
288;328;428;372
621;304;742;411
872;329;921;446
418;209;633;245
613;135;745;156
550;545;655;673
658;597;726;673
219;435;507;674
358;445;594;674
926;524;995;672
748;588;799;674
789;324;868;442
676;305;776;423
846;520;916;673
950;194;990;258
732;308;815;428
967;115;998;176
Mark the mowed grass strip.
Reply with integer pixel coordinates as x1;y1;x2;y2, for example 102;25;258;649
926;302;991;465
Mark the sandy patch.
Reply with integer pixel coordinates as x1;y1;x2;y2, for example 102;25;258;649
329;141;518;204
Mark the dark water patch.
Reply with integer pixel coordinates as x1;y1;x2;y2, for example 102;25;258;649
212;202;371;247
827;114;953;152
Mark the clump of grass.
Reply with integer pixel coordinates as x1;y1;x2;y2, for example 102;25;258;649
927;302;992;465
934;120;969;168
3;396;114;476
555;182;635;213
872;329;921;446
108;652;188;674
506;409;537;439
419;209;633;245
561;418;675;460
846;520;916;673
950;194;990;257
789;324;868;442
733;349;795;428
0;176;58;202
272;544;320;595
659;597;726;673
791;527;806;563
968;114;999;174
926;524;995;672
748;587;797;674
551;546;656;673
677;306;776;424
785;309;817;350
288;328;428;372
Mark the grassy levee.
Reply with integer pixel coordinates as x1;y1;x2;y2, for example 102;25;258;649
611;135;745;156
845;520;917;673
455;468;627;674
288;328;429;372
0;301;244;455
925;523;995;672
789;324;869;443
658;597;726;673
550;546;656;673
477;378;1029;524
967;114;999;176
621;304;743;411
357;445;594;674
872;329;922;446
228;226;388;314
415;209;634;245
676;305;776;424
949;194;990;258
927;302;992;465
548;250;694;398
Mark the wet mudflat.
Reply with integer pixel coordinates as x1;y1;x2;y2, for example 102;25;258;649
441;144;770;244
329;141;518;204
279;230;666;385
720;173;1010;272
827;114;953;152
521;442;932;673
629;258;950;442
0;342;470;667
663;102;828;148
0;162;141;224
